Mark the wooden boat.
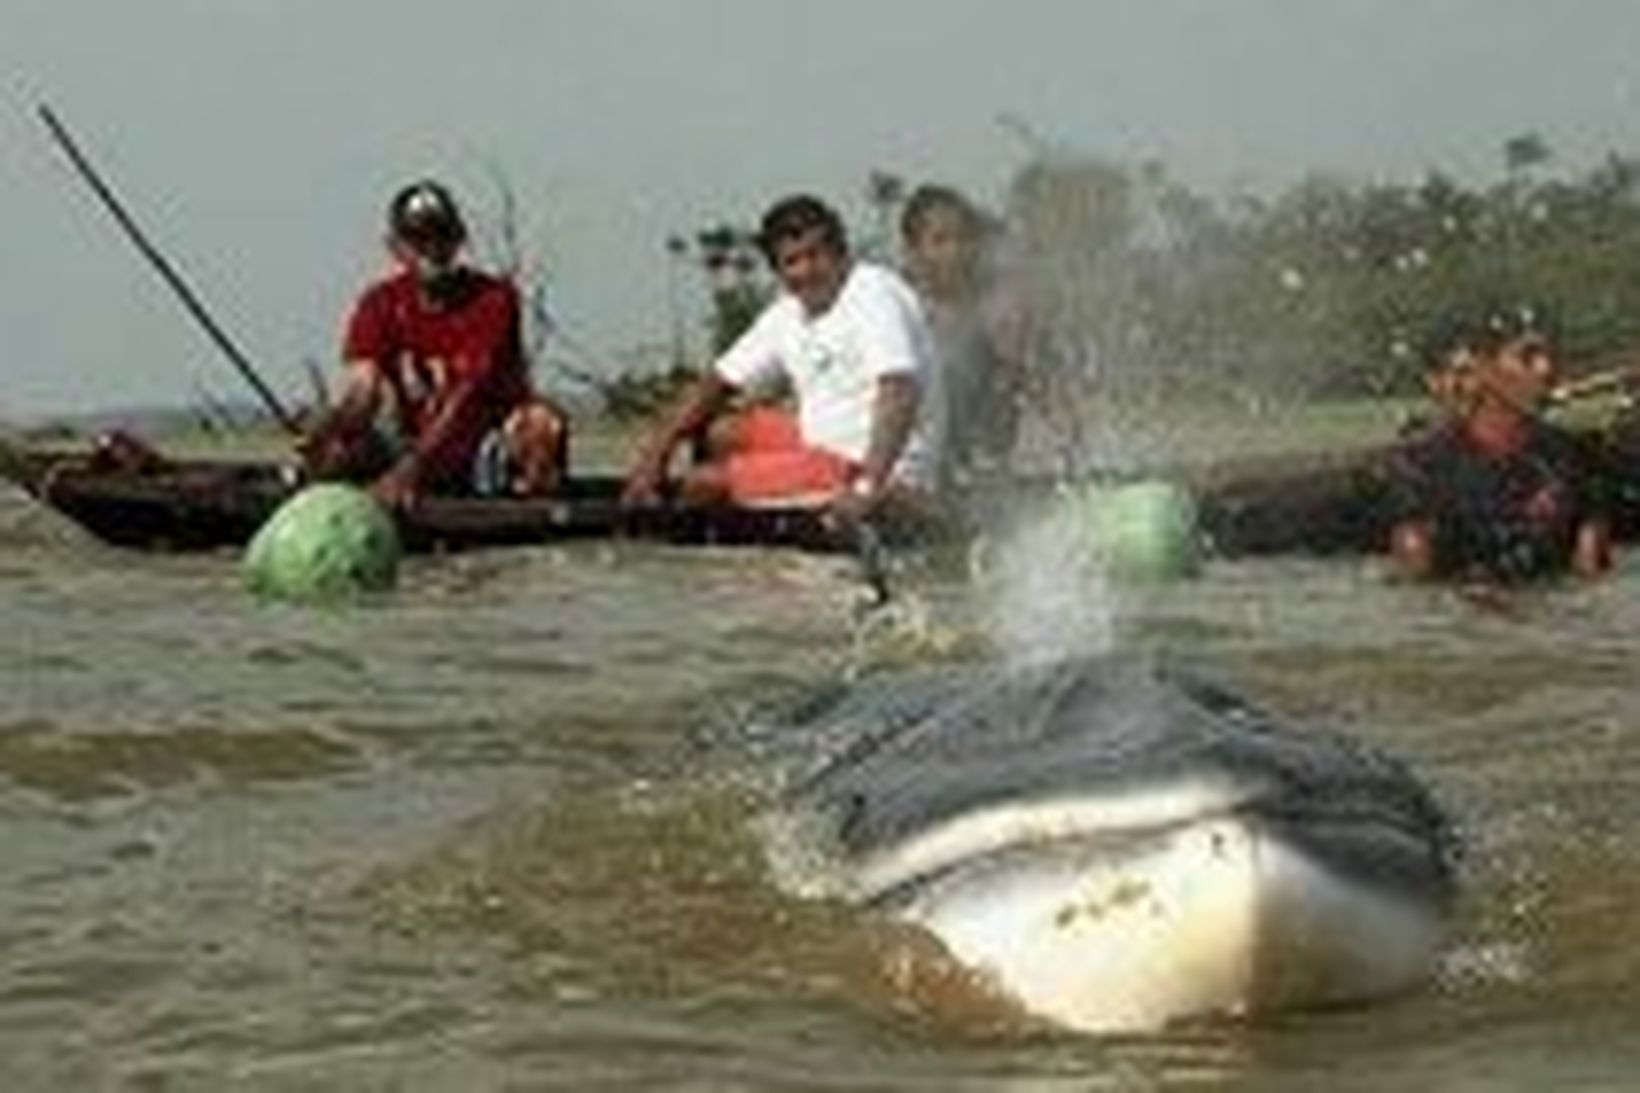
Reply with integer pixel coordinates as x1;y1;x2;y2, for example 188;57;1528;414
0;447;882;553
0;436;1410;557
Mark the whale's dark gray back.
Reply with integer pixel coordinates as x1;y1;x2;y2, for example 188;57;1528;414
777;655;1457;899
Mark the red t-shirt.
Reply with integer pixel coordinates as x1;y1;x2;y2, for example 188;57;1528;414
342;268;532;483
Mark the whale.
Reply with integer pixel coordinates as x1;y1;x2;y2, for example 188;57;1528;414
761;654;1458;1033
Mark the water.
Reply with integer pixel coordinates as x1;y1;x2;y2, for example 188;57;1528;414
3;483;1640;1090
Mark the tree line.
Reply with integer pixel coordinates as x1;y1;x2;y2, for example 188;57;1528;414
987;134;1640;406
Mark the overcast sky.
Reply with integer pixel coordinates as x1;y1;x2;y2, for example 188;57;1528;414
5;0;1640;418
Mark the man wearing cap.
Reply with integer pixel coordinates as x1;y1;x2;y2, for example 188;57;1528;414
621;193;937;523
301;180;568;508
1387;303;1611;583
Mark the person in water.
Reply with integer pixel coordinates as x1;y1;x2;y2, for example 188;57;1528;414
899;184;1032;491
622;194;937;521
301;180;568;509
1387;303;1611;582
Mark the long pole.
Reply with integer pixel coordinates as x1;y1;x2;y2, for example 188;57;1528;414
36;103;300;434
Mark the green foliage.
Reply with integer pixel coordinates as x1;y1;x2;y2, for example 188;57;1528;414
595;364;702;421
996;143;1640;405
574;220;770;420
692;223;771;353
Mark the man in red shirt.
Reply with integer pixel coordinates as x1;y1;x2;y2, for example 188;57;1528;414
301;180;568;507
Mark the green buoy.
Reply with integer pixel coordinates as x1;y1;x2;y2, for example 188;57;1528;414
244;484;401;603
1069;480;1200;582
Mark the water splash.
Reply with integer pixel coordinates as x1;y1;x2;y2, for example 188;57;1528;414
845;590;977;678
977;493;1117;670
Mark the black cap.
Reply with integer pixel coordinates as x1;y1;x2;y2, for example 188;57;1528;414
388;180;466;251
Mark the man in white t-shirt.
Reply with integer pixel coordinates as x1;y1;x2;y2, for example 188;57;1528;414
623;194;936;520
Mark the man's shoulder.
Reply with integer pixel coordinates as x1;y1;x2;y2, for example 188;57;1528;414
1390;418;1466;473
834;262;926;331
355;268;416;307
978;273;1028;322
1410;418;1465;449
842;261;918;302
745;290;803;335
1527;417;1581;446
1526;418;1600;466
463;266;517;298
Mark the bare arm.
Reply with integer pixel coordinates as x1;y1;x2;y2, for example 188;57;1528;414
622;372;736;504
299;363;384;477
822;372;923;526
858;373;921;495
371;375;492;506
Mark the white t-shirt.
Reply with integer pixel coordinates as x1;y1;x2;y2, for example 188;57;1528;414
714;262;937;485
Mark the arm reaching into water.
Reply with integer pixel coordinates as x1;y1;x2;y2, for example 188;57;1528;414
830;373;920;521
370;374;493;509
621;373;737;505
298;363;384;479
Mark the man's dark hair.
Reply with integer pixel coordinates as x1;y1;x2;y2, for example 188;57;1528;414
756;194;847;263
1421;298;1558;369
900;183;984;242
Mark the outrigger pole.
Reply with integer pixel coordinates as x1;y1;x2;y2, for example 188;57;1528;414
35;102;300;434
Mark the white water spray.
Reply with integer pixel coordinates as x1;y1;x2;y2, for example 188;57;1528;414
978;493;1118;671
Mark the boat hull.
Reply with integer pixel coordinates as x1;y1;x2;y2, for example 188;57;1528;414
0;449;905;554
10;428;1633;557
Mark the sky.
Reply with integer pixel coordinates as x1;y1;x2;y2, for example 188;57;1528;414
4;0;1640;419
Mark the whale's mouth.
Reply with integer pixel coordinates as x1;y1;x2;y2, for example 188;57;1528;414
843;779;1252;906
821;779;1456;919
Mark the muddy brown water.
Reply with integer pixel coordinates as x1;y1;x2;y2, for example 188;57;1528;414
3;482;1639;1091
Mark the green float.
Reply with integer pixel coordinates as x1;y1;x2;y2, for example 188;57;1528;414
244;484;401;603
1068;480;1201;582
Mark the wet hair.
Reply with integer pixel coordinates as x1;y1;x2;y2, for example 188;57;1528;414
756;194;847;263
1421;299;1558;369
900;184;984;242
388;179;467;251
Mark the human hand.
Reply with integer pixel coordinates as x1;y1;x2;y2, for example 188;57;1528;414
296;426;345;478
370;462;421;511
824;477;880;530
620;460;667;507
